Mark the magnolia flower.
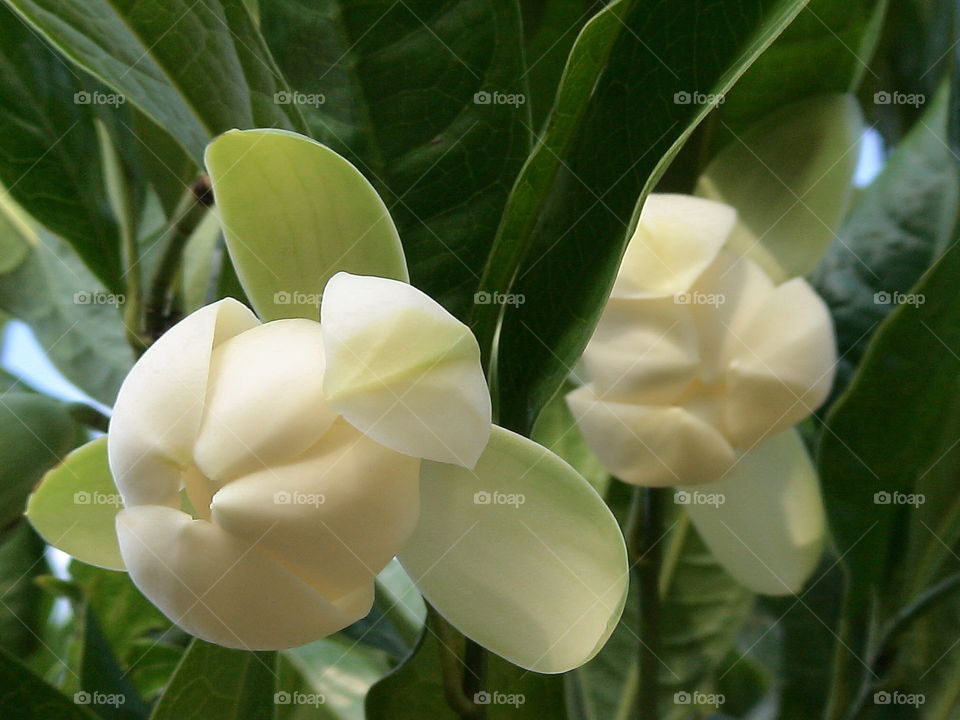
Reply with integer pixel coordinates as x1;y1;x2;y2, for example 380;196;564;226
32;270;626;671
568;194;834;594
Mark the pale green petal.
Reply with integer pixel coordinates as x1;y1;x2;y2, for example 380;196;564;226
108;298;259;507
204;129;408;322
399;426;627;673
613;194;735;299
680;429;826;595
26;437;124;570
696;94;863;281
321;272;491;467
117;505;371;649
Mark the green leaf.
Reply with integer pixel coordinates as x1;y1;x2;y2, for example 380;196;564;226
398;426;627;673
0;228;134;406
0;646;98;719
813;85;959;396
0;3;121;290
258;0;531;318
77;606;150;720
150;640;275;720
818;228;960;706
570;515;753;720
366;611;566;720
26;437;125;570
204;129;408;321
696;93;863;281
4;0;304;161
474;0;812;433
0;524;49;656
0;392;78;530
711;0;884;140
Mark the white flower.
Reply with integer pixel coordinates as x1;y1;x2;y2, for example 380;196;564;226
568;194;833;594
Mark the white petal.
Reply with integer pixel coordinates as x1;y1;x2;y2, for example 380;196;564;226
680;429;826;595
211;419;420;599
108;299;259;507
399;426;627;673
722;278;837;446
613;194;736;299
582;296;699;404
193;319;338;481
567;385;735;487
320;272;491;467
116;506;370;649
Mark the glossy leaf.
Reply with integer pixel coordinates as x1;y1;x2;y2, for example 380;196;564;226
0;392;78;529
0;525;49;656
151;640;276;720
813;85;959;395
476;0;812;433
696;94;863;281
259;0;531;318
4;0;304;161
0;3;121;290
399;426;627;673
204;129;408;322
26;437;124;570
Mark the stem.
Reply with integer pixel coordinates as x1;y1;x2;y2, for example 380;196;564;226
144;177;213;340
626;484;664;720
430;606;482;720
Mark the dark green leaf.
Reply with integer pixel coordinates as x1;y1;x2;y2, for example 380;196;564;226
0;646;98;720
0;3;121;290
4;0;304;161
77;607;150;720
474;0;812;433
259;0;531;318
0;524;49;656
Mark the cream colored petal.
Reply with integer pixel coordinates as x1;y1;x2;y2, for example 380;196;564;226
399;426;627;673
108;299;259;507
320;272;491;467
116;505;369;650
566;385;735;487
680;429;826;595
211;419;420;599
613;194;736;299
193;319;338;482
722;278;837;446
582;296;699;404
686;249;775;378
